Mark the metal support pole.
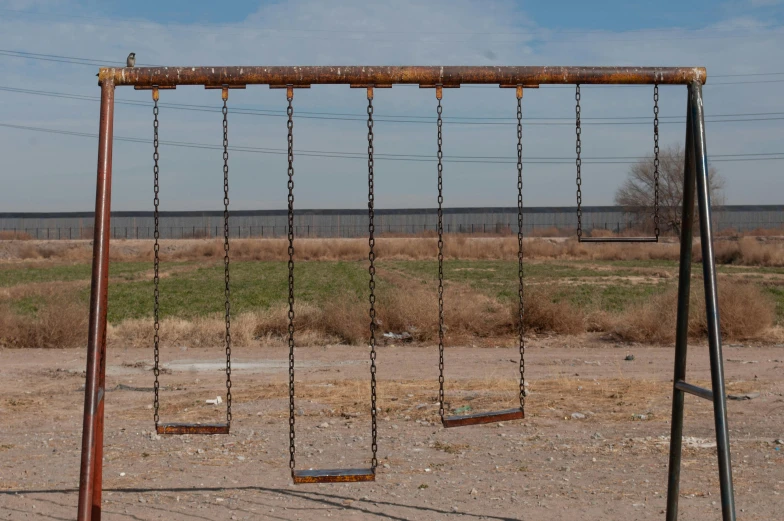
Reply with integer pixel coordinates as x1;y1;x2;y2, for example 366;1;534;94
691;81;736;520
77;79;115;521
666;89;697;521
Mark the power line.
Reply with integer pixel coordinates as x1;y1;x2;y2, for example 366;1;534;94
1;122;782;164
0;50;121;67
2;85;784;126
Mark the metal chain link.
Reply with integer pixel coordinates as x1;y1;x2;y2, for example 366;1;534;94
152;89;161;427
221;92;232;426
436;90;446;422
366;88;378;470
575;85;582;239
286;89;296;473
653;84;661;239
516;91;526;410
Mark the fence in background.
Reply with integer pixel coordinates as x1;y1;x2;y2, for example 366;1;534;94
1;206;782;239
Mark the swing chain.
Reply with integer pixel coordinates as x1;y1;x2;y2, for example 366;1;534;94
222;91;232;426
152;88;161;426
575;85;582;239
653;84;660;239
436;90;446;421
516;90;526;410
286;88;296;472
366;87;378;469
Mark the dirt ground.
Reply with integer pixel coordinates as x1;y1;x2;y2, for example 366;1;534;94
1;336;782;520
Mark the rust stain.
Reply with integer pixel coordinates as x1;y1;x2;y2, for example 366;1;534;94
292;469;376;484
442;408;524;428
156;423;230;435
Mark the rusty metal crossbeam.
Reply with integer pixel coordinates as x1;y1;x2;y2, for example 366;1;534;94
98;66;706;87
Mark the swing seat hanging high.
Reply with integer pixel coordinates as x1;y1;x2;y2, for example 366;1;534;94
146;85;237;436
575;84;662;243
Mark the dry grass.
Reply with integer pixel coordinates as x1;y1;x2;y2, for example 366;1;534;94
1;275;771;348
0;231;32;240
151;376;676;426
718;227;784;237
0;284;88;348
517;287;585;335
108;312;258;349
96;281;584;350
604;280;774;343
528;226;571;238
1;236;779;348
2;236;783;266
713;237;784;267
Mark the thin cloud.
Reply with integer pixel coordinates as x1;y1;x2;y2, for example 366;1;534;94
0;0;781;211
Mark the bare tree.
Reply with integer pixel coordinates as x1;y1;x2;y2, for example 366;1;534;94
614;144;724;236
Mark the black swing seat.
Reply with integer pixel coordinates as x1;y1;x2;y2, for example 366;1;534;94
292;468;375;484
442;407;524;428
156;423;230;435
579;237;658;243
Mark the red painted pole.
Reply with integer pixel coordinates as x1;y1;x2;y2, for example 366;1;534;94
77;79;115;521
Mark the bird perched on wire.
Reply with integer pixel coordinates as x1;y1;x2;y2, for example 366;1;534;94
126;52;136;67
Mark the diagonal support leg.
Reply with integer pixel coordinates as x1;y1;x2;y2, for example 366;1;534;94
690;81;736;521
666;86;697;521
666;82;736;521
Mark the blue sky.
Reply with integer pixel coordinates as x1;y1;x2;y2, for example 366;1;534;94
0;0;782;211
91;0;784;31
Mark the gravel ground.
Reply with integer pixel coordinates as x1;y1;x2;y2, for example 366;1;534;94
1;338;782;520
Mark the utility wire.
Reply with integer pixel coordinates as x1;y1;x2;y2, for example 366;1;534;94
1;122;782;164
2;85;783;126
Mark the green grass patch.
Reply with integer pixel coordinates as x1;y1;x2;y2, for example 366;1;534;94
386;259;676;305
10;294;48;316
105;260;369;323
1;259;777;327
762;285;784;325
0;262;151;287
551;282;673;313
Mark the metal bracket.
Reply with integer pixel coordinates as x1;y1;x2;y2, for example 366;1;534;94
134;85;176;90
205;84;244;101
271;84;311;99
500;84;538;99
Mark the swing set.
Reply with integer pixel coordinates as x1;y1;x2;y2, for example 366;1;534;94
77;66;736;521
